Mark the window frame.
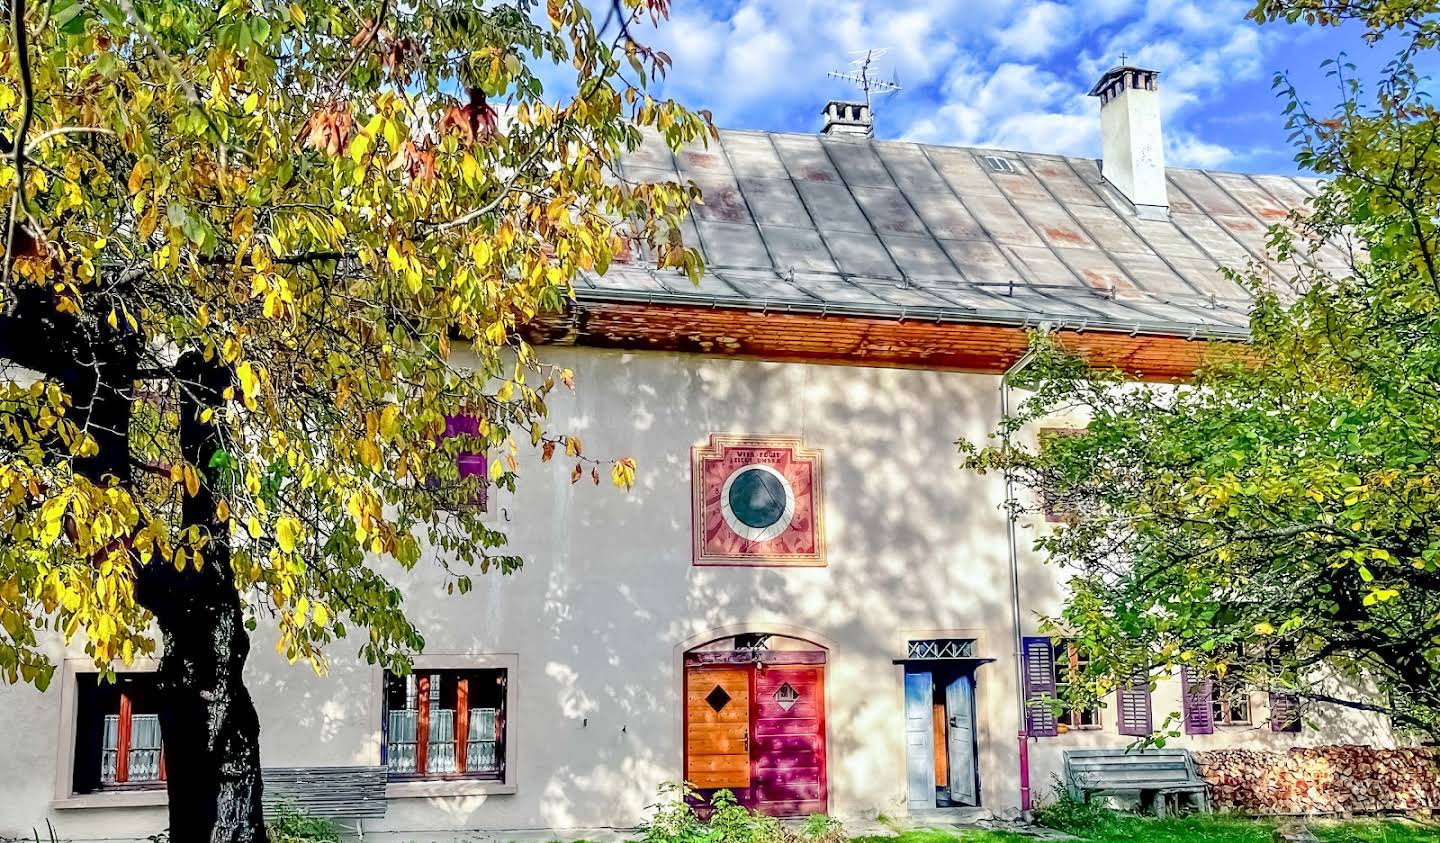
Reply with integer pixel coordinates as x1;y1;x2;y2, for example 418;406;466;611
54;658;169;809
1053;640;1101;731
382;653;518;798
1211;676;1253;727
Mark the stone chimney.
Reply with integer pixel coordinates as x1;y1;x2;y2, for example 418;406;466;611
1088;66;1167;219
821;100;873;137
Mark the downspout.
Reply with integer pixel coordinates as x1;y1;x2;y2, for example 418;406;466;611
1002;345;1040;817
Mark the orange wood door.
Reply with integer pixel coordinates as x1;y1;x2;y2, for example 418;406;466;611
686;667;751;789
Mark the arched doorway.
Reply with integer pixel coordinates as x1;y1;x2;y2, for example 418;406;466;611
683;633;828;817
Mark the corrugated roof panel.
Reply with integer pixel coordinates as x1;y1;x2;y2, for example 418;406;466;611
1056;248;1139;295
718;130;786;179
851;186;929;237
791;277;895;306
964;195;1046;247
1168;212;1253;264
1169;170;1246;216
1013;198;1097;250
677;144;734;179
715;270;822;302
739;176;809;227
655;269;742;298
1022;154;1106;206
820;229;903;279
859;280;965;309
939;239;1024;286
772;134;843;183
1210;213;1273;258
693;176;753;224
593;266;666;292
1066;203;1156;255
986;159;1056;203
1109;252;1201;298
821;137;897;188
873;142;952;194
1209;172;1291;224
1130;217;1215;263
1003;245;1084;288
882;234;961;280
923;146;1004;197
761;225;840;274
796;180;872;234
695;220;771;269
625;128;677;170
1249;174;1314;210
907;190;988;241
1169;257;1249;301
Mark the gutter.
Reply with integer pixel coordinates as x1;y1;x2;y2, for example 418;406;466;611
1002;343;1042;817
572;287;1252;344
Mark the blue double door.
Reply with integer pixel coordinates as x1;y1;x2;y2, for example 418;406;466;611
904;669;978;808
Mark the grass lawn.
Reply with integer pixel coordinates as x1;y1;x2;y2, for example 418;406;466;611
853;816;1440;843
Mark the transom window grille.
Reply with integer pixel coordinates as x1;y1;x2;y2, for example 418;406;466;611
774;682;800;711
385;669;506;779
906;639;976;660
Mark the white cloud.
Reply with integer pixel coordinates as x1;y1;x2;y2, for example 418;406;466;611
620;0;1291;169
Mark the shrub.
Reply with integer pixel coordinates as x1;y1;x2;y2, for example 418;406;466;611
638;783;844;843
1032;782;1118;837
266;805;340;843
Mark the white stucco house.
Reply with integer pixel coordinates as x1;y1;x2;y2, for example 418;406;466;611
0;66;1393;842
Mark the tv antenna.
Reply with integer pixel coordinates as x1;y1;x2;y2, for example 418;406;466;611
826;48;901;111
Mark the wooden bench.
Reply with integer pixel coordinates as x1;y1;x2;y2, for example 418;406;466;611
263;766;388;839
1063;749;1211;818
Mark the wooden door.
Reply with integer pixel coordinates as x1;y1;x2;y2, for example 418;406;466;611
945;675;977;806
904;671;936;808
751;665;826;816
686;667;751;789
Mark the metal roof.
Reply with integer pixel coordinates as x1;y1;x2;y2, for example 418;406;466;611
579;128;1345;341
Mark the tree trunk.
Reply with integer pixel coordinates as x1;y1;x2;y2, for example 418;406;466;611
135;351;270;842
150;589;269;842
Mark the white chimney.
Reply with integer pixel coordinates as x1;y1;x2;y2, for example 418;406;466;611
821;100;873;137
1089;66;1167;220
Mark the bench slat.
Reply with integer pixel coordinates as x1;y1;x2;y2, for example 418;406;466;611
262;766;388;820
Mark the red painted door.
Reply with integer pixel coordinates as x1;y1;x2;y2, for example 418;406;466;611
684;659;828;817
749;665;827;817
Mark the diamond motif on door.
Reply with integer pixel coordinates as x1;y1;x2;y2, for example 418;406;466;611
774;682;799;711
705;685;733;713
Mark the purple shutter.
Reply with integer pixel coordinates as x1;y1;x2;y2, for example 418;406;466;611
443;414;488;509
1269;692;1301;733
1116;670;1153;737
1181;666;1214;735
1022;637;1058;737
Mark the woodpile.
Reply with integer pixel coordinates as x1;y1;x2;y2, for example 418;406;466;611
1195;746;1440;815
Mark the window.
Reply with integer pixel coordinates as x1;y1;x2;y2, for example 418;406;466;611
384;669;506;779
73;673;164;793
440;413;488;511
1054;641;1100;730
1211;674;1251;726
983;155;1017;174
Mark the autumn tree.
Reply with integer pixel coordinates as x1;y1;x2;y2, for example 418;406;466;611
964;1;1440;739
0;0;706;839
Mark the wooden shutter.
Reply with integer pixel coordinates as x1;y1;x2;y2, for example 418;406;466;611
1180;666;1214;735
1116;670;1152;737
443;414;488;508
1269;692;1302;733
1022;637;1058;738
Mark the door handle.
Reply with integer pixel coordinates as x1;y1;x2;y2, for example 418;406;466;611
742;728;749;752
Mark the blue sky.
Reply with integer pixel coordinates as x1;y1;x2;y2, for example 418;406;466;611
617;0;1436;176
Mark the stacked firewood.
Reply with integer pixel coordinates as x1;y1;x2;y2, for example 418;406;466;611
1195;746;1440;814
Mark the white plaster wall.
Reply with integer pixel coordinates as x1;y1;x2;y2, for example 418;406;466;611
0;347;1395;841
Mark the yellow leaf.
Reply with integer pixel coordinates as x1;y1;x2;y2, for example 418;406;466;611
216;498;230;522
276;516;300;553
183;464;200;497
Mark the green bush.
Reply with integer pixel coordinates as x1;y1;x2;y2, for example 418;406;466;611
266;805;340;843
1031;784;1119;838
639;783;845;843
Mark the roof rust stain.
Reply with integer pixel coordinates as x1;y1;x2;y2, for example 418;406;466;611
681;151;725;171
699;185;749;222
1045;226;1089;247
798;167;836;183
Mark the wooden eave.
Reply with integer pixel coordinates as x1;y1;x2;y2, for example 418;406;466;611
527;300;1242;382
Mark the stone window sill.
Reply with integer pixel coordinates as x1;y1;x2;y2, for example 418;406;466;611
386;779;516;799
53;789;168;810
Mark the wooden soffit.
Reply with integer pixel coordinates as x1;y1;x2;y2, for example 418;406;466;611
528;301;1242;382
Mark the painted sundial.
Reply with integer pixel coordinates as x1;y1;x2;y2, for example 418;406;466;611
692;435;824;566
